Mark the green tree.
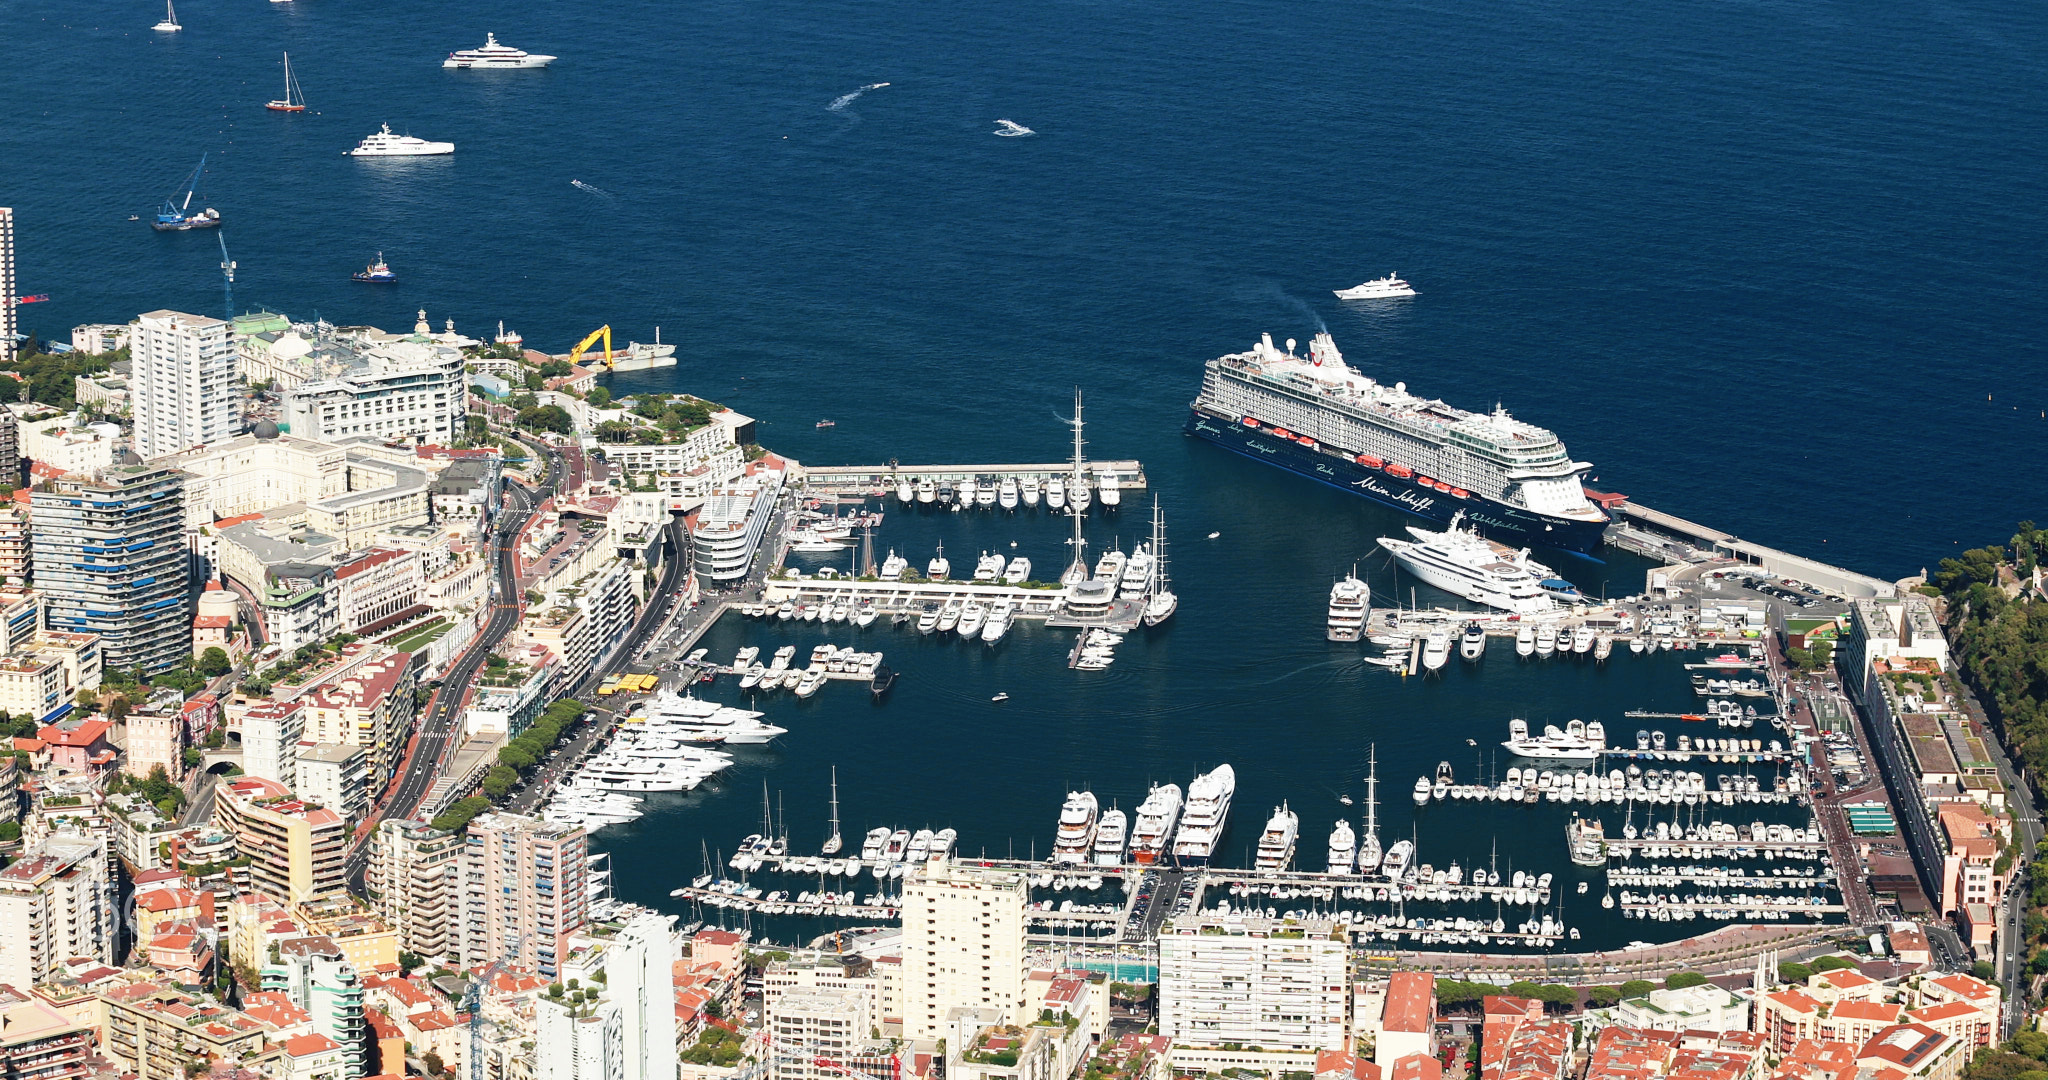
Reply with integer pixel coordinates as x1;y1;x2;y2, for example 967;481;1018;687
1618;980;1657;999
1811;955;1858;973
1586;985;1622;1008
482;765;519;799
1779;961;1814;984
430;796;493;833
1974;960;1997;982
105;695;130;721
423;1051;445;1077
1665;972;1708;990
586;387;611;409
197;647;232;678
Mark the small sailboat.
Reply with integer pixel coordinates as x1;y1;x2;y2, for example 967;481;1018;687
351;253;397;283
266;52;307;111
153;0;181;32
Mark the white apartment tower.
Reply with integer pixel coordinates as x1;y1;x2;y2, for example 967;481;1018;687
1157;913;1350;1061
132;310;238;458
0;208;15;365
0;835;116;992
901;860;1028;1042
535;996;624;1080
768;989;873;1080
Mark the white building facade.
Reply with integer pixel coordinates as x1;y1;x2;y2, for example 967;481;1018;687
281;340;466;445
1157;914;1350;1063
902;860;1028;1042
132;310;239;458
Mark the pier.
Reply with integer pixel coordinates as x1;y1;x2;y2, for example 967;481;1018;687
759;578;1071;616
801;460;1147;497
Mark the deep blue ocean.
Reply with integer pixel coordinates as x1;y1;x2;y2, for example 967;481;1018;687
4;0;2043;952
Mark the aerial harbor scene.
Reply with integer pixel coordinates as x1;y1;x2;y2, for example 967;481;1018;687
1;0;2045;1077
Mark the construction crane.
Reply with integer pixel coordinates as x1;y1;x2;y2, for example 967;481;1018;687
217;234;236;322
569;325;615;370
465;956;512;1080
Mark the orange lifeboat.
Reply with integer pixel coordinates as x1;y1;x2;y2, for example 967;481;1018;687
1449;487;1469;499
1356;454;1383;468
1386;464;1413;479
1241;416;1260;427
1297;435;1317;447
1416;475;1434;487
1273;428;1292;439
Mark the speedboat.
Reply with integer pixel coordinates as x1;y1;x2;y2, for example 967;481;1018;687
1459;622;1485;662
1334;273;1416;299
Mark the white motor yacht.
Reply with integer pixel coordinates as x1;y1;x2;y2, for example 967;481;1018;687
958;602;988;638
1046;476;1067;509
1327;576;1369;641
1002;557;1032;584
1333;272;1416;299
1376;511;1559;614
999;477;1019;509
927;544;950;581
1091;809;1127;866
916;479;935;504
879;550;909;580
794;669;825;698
976;480;998;507
1421;629;1451;671
973;552;1005;581
1051;791;1099;864
1253;803;1298;870
1097;468;1122;508
936;601;963;633
1022;480;1041;506
1327;820;1357;874
982;601;1016;643
897;478;914;503
443;32;556;68
347;124;454;156
1128;783;1183;865
1502;718;1606;761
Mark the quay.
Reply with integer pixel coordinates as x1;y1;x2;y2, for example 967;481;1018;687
801;460;1147;496
760;577;1068;614
1600;837;1826;857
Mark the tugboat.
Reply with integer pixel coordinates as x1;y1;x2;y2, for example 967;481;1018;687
351;253;397;283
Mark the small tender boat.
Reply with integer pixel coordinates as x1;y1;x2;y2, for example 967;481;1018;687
816;419;836;429
991;692;1009;703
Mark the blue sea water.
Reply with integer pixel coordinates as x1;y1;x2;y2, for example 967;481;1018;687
4;0;2045;949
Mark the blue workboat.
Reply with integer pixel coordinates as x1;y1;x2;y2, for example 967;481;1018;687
151;154;220;231
351;253;397;283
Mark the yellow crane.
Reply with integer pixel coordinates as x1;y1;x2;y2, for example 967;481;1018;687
569;324;614;369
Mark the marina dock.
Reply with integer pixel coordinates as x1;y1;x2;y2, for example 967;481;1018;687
802;460;1147;496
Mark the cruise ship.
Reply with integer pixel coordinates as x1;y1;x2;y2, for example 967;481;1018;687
1327;575;1369;641
1050;791;1099;865
1127;783;1182;865
1377;512;1559;614
346;124;454;156
1501;718;1606;762
1253;803;1298;870
1187;332;1608;553
1092;809;1128;866
443;32;556;68
1170;764;1235;867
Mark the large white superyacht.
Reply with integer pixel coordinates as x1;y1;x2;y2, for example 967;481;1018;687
1128;783;1183;865
1170;764;1235;867
1051;791;1099;865
443;32;556;68
1253;803;1298;870
1327;575;1369;641
633;690;787;743
1501;718;1606;762
1377;511;1559;614
1092;809;1128;866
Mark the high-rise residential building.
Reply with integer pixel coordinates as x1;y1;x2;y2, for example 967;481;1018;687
295;743;369;824
214;776;348;903
608;912;678;1080
262;935;369;1079
0;499;29;585
238;700;305;788
131;310;238;458
0;834;115;991
901;859;1028;1042
1157;913;1351;1071
32;464;190;673
367;819;460;959
535;995;624;1080
0;209;14;366
457;813;588;976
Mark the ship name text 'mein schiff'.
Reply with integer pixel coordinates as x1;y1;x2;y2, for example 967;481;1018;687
1185;332;1609;554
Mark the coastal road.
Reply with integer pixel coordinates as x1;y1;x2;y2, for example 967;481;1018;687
345;442;560;891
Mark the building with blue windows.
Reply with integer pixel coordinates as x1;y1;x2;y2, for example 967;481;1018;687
31;464;189;674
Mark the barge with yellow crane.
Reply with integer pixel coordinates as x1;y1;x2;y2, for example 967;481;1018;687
549;325;678;373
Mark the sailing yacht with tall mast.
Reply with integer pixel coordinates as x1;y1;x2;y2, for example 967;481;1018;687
1060;389;1091;586
1144;495;1177;626
266;52;307;111
820;766;844;855
1356;747;1383;875
153;0;181;32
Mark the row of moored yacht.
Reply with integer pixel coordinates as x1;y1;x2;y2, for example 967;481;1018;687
896;471;1122;511
732;644;883;699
